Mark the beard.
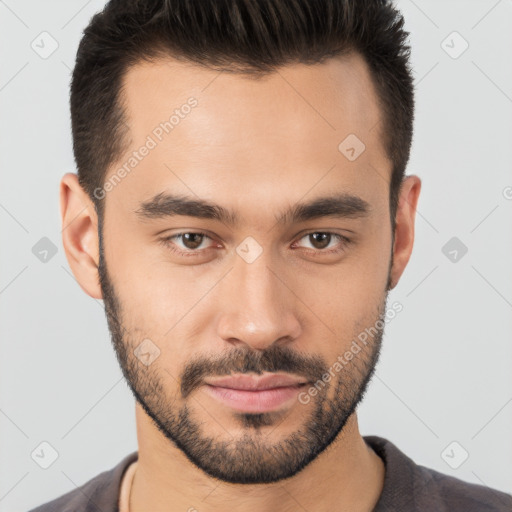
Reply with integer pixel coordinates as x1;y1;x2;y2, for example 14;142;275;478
97;224;392;484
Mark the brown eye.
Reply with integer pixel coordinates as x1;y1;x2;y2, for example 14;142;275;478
308;232;331;249
159;232;214;254
181;233;205;249
294;232;351;255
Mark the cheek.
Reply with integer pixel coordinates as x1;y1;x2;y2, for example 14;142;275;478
105;226;179;321
105;231;224;363
292;234;390;343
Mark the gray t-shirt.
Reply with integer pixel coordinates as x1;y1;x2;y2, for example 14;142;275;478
27;435;512;511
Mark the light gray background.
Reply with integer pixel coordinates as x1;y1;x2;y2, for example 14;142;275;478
1;1;511;510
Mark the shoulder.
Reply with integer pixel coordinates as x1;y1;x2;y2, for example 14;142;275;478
418;464;512;511
27;451;138;512
364;435;512;512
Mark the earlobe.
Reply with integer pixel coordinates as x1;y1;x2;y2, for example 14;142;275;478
388;174;422;290
60;172;103;299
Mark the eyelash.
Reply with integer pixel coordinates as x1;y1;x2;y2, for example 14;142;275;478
158;231;352;258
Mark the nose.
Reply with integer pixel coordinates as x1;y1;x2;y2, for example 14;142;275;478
215;253;303;351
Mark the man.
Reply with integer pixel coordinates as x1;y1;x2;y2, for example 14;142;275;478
29;0;512;511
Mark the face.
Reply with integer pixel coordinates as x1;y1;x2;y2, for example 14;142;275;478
96;52;397;484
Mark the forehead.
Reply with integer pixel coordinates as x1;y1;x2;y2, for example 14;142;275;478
107;52;390;217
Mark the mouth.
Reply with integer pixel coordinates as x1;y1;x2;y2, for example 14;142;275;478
201;374;309;413
204;373;309;391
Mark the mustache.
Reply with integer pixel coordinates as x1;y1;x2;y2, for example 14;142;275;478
180;345;327;398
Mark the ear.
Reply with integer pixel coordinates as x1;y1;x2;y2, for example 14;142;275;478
60;172;102;299
388;174;422;290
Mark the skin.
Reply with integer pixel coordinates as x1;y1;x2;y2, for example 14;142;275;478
60;51;421;511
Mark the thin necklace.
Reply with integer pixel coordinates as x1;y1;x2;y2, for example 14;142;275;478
121;461;137;512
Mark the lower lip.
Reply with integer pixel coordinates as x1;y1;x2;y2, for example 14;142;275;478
202;384;306;413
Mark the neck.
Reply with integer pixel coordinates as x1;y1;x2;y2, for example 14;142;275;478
129;403;385;512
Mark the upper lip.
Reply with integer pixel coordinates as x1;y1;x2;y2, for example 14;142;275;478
204;373;308;391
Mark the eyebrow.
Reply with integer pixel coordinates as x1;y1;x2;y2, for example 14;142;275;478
134;191;372;226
